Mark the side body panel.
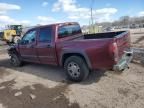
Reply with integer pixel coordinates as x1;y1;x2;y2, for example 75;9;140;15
56;39;115;70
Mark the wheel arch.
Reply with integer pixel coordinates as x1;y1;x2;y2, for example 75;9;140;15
8;46;20;57
60;51;92;69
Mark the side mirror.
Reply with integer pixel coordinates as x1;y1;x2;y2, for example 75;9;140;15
20;40;29;45
31;38;35;42
24;40;29;44
17;39;21;44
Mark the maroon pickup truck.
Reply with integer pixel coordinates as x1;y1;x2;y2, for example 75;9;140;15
8;22;133;82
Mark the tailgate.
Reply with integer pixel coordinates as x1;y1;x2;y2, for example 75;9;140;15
115;31;130;59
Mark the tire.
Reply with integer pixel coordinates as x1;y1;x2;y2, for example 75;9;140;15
64;56;89;82
10;54;22;67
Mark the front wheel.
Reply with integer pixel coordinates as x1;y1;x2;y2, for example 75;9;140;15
10;54;22;67
64;56;89;82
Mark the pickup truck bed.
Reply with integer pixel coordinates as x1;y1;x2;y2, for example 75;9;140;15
84;31;125;39
83;31;131;59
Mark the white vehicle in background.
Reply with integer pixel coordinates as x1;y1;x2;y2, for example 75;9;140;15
103;27;114;32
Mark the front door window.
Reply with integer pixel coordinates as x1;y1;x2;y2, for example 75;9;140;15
21;30;36;45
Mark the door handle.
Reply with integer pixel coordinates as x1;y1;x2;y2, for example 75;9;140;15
47;45;51;48
27;45;34;48
30;45;34;48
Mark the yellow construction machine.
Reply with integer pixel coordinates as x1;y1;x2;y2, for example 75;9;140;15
0;25;22;45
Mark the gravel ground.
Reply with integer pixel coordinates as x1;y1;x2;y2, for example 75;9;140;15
0;30;144;108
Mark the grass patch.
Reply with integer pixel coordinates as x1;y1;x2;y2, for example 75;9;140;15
0;45;4;49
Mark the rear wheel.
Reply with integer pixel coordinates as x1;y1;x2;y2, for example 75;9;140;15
64;56;89;82
10;54;22;67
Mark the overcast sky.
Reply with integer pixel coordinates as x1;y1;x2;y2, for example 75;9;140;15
0;0;144;27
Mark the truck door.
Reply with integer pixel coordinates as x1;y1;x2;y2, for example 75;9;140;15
36;26;57;65
19;29;39;62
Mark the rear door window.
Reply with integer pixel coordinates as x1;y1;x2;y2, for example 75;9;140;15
39;26;52;42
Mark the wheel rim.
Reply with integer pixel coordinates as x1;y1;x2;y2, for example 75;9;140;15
11;56;17;66
67;62;80;78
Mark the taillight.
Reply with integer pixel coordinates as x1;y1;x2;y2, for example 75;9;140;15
109;42;119;63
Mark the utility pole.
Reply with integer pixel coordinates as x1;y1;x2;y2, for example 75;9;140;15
91;7;94;26
89;0;95;33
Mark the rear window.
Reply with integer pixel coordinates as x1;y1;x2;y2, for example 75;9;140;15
58;25;81;38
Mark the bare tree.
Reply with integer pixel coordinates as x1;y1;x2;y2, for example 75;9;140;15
120;16;130;26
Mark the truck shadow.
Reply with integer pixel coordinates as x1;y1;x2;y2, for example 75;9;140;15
80;70;106;85
0;58;107;85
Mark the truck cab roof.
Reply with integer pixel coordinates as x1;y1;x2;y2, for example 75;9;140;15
27;22;79;31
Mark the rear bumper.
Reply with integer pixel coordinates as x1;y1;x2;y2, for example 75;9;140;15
113;49;133;71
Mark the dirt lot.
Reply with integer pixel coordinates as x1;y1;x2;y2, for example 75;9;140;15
0;29;144;108
131;29;144;48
